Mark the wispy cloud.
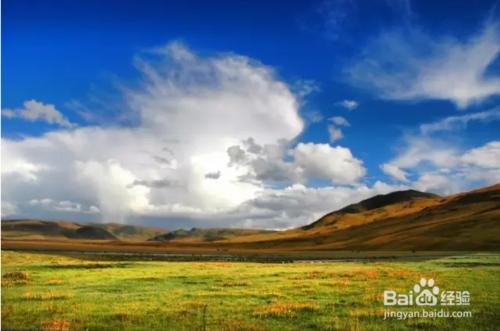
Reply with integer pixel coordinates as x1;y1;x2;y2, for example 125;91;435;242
327;116;350;142
347;21;500;108
328;125;344;142
380;163;409;182
2;100;75;128
381;136;500;194
293;79;320;99
337;99;358;110
304;111;324;123
329;116;350;126
420;107;500;134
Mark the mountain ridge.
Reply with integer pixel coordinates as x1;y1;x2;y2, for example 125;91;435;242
2;183;499;250
218;183;500;250
1;219;166;241
303;189;439;230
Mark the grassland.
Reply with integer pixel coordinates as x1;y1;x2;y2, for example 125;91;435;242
2;251;499;330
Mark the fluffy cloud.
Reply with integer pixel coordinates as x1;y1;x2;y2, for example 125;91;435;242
461;141;500;168
2;42;370;228
347;21;500;108
293;143;365;184
226;140;365;185
2;43;303;223
413;173;462;195
381;137;500;194
2;100;75;128
381;163;409;182
383;137;459;171
232;181;405;229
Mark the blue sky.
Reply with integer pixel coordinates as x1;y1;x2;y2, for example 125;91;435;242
2;0;500;229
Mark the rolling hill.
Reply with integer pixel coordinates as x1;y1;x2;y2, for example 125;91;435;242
1;219;166;241
89;223;166;241
302;189;439;230
151;227;275;243
2;183;499;251
219;183;500;250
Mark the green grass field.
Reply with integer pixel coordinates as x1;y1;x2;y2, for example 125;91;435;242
2;251;499;330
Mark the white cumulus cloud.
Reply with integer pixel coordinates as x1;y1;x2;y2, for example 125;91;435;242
1;42;370;229
293;143;365;184
226;139;365;185
381;136;500;194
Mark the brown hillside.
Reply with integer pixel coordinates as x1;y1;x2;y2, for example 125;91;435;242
1;219;165;241
219;183;500;250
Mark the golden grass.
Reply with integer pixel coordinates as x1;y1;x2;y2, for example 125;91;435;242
41;319;71;331
254;301;319;318
2;251;499;330
46;277;65;285
218;319;265;331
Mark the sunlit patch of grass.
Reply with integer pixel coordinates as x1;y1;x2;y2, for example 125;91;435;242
41;319;71;331
333;276;351;286
254;301;319;318
2;251;499;330
382;267;416;279
46;277;65;285
216;318;265;331
357;269;379;280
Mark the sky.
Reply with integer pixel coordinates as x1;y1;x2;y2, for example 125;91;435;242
2;0;500;229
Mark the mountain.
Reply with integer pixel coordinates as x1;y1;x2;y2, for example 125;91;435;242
1;220;82;240
89;223;166;241
151;227;275;242
65;225;117;240
222;184;500;250
303;189;439;230
1;220;165;241
337;190;438;214
2;184;499;251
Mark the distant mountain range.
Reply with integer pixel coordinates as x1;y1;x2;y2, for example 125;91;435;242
151;228;275;242
3;183;499;250
1;220;165;241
